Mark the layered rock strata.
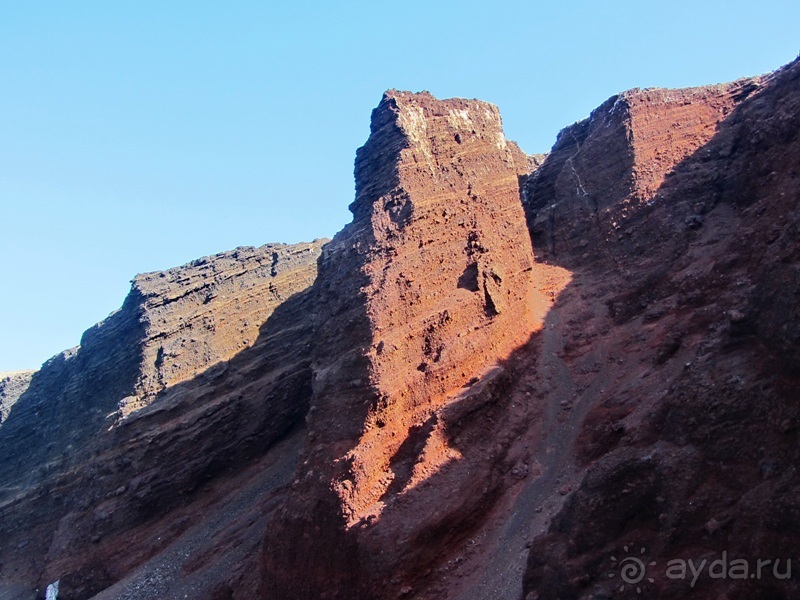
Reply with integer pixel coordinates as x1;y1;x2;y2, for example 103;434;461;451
261;90;539;597
1;59;799;600
521;59;800;599
0;241;324;598
124;241;325;413
522;78;761;267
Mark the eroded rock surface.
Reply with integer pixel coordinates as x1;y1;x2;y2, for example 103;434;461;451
2;59;799;600
522;77;761;267
0;371;34;425
261;90;540;598
124;241;325;413
0;241;324;599
520;58;800;600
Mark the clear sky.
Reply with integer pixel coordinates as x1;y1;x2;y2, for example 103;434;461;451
1;0;798;371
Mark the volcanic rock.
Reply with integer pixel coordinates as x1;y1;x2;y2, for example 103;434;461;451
0;240;324;598
0;371;34;425
261;89;539;598
521;58;800;600
124;241;325;413
522;77;761;267
2;58;800;600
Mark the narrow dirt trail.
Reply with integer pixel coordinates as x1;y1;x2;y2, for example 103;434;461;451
455;269;614;600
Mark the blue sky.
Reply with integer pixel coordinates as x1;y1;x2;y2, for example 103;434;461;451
1;0;798;371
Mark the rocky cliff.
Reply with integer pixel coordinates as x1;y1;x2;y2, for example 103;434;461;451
0;241;324;599
261;89;541;598
0;371;34;425
522;77;762;267
1;59;799;600
520;57;800;600
123;241;325;413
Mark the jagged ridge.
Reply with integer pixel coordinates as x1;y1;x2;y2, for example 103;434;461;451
1;59;799;600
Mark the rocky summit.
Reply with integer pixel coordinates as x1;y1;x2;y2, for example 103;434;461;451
1;58;799;600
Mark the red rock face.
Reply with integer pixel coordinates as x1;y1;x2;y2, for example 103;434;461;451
341;90;537;519
2;60;800;600
523;78;760;267
520;59;800;600
261;90;538;597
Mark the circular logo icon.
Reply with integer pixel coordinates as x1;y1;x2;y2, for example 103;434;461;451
619;556;647;584
609;545;656;594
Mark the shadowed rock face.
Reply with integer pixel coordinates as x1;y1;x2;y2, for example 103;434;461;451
0;241;325;495
0;296;147;500
522;77;761;267
0;241;324;599
2;60;800;600
520;59;800;600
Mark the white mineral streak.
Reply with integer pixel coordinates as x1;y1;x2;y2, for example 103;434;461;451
46;580;59;600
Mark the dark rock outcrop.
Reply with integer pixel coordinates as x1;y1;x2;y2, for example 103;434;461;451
0;241;325;599
126;241;325;410
521;58;800;600
0;371;34;425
